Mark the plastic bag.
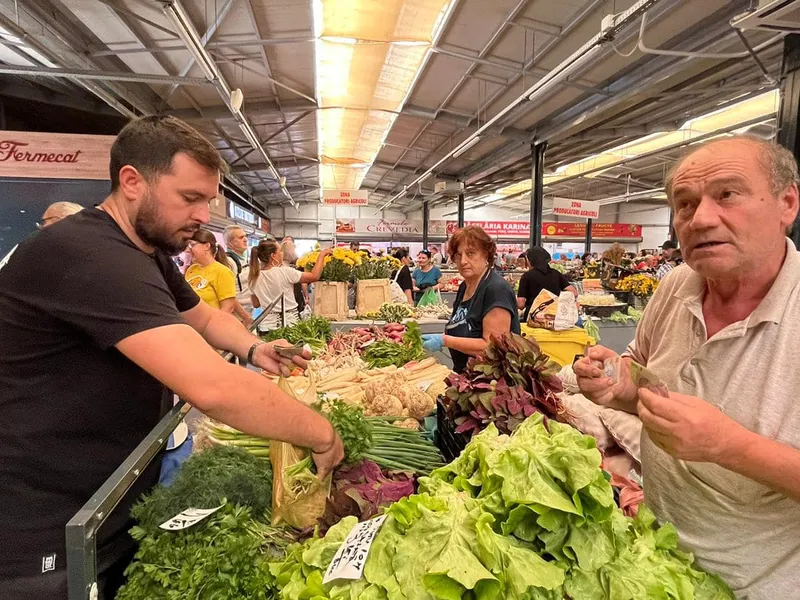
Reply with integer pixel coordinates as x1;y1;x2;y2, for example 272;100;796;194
527;289;558;329
554;291;578;331
270;377;331;528
389;280;409;304
417;287;440;307
270;440;331;529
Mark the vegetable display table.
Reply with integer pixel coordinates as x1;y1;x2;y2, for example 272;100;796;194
331;318;447;335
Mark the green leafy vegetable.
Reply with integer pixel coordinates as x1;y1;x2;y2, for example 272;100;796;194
322;399;374;464
117;504;293;600
363;321;425;368
583;318;601;343
377;302;415;323
132;445;273;532
261;316;332;354
268;414;734;600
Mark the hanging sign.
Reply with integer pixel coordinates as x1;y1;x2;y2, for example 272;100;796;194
228;201;257;225
323;189;369;206
445;221;642;239
552;198;600;219
335;219;448;235
0;131;115;180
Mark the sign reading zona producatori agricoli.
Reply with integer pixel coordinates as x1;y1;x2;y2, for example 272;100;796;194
552;198;600;219
323;189;369;206
0;131;115;180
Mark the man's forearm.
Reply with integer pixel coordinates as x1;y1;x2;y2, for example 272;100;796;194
203;308;259;359
718;424;800;502
205;364;335;452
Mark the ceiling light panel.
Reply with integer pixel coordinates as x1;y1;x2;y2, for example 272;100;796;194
314;0;453;191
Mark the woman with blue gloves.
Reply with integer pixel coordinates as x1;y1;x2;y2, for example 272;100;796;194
421;225;520;373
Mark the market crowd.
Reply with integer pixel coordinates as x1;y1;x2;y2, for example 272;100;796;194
1;110;799;600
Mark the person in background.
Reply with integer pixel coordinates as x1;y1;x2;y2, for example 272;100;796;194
392;248;414;304
281;238;308;313
431;244;444;265
1;202;85;271
350;241;360;253
223;226;254;326
249;240;331;331
581;253;592;267
0;115;343;600
185;229;246;320
412;250;443;303
655;240;679;280
39;201;84;229
575;135;800;598
421;225;520;373
517;247;578;321
636;254;657;271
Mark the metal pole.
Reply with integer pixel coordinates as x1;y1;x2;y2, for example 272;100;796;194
457;191;465;228
584;218;593;254
668;207;677;243
778;34;800;248
422;202;430;248
529;142;547;247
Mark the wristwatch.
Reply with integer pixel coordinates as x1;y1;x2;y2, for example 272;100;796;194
246;341;264;365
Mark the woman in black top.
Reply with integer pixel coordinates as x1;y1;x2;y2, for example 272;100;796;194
517;246;578;321
392;248;414;304
421;225;520;373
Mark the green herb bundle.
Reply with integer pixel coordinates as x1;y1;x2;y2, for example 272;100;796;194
260;316;332;354
118;504;293;600
132;445;273;532
363;321;424;368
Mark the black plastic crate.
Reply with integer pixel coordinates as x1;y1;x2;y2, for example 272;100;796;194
434;399;471;463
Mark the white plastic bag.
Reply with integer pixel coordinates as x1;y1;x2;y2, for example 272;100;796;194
554;291;578;331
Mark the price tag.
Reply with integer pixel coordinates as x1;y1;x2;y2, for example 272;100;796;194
323;515;387;584
159;505;224;531
416;380;433;393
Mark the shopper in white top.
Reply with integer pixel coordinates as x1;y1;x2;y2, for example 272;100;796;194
249;240;331;331
574;135;800;598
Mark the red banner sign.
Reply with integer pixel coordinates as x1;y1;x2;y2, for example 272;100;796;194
445;221;642;239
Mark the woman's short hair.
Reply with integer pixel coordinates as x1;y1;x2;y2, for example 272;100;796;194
447;225;496;265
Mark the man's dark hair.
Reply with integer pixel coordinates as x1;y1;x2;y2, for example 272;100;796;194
393;248;409;260
662;240;677;251
110;115;226;191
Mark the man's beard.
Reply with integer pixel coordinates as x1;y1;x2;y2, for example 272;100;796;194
134;190;198;255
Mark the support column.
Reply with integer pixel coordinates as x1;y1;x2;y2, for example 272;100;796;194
457;191;465;228
584;218;593;254
668;207;677;243
422;201;430;249
529;142;547;247
778;34;800;248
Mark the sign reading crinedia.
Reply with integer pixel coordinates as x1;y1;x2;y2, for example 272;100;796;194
552;198;600;219
323;189;369;206
0;131;115;180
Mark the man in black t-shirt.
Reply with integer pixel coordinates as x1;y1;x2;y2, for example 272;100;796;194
0;116;343;600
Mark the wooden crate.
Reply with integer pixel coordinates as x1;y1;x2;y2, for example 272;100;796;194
356;279;391;317
313;281;349;321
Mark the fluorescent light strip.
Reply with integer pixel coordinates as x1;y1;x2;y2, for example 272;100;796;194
452;136;481;158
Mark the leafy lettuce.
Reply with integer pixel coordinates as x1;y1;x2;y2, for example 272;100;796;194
268;414;734;600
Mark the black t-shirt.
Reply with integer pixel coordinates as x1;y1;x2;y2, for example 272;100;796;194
394;265;413;293
445;269;520;373
0;208;200;581
517;267;571;320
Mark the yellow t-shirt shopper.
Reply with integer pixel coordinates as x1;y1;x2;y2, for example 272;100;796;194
185;230;237;310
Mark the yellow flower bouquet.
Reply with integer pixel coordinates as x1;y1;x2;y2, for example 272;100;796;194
296;248;364;282
353;255;402;280
616;273;659;298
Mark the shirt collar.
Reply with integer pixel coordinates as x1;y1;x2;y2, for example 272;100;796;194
674;238;800;327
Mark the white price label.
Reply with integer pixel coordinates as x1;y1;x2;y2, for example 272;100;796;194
159;505;224;531
416;380;433;392
323;515;387;584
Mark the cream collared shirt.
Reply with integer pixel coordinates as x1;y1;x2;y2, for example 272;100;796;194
628;239;800;598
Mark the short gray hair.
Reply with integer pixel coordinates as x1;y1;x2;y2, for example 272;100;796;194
43;201;83;219
223;225;244;245
665;135;800;200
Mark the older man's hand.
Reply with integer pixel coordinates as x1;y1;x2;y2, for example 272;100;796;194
574;346;638;408
637;388;742;463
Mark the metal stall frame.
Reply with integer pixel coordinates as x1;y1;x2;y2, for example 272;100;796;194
66;295;286;600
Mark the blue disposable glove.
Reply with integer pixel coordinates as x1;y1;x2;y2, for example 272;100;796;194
422;334;445;353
